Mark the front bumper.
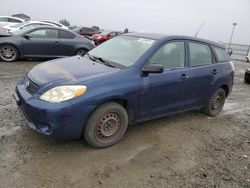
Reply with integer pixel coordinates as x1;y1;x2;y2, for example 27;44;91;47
15;82;95;140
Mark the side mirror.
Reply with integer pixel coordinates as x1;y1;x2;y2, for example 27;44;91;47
23;33;31;39
142;64;164;74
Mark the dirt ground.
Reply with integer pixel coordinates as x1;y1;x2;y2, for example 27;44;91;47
0;60;250;188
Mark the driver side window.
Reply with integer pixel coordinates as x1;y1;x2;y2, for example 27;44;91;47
150;41;185;69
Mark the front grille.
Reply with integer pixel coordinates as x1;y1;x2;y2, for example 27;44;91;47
25;78;40;95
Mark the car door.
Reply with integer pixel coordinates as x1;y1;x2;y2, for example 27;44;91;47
139;41;189;120
22;28;60;57
185;41;222;108
57;30;76;56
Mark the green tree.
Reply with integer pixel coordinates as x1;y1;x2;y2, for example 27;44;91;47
59;19;70;27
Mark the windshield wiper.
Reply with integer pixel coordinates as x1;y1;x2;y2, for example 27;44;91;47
92;56;115;68
84;53;115;68
84;52;96;61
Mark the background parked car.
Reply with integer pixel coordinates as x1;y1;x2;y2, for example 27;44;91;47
35;20;69;30
74;27;100;36
3;21;66;33
0;16;24;27
92;31;122;45
0;26;94;62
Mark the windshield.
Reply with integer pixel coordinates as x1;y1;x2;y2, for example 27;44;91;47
88;35;156;67
12;26;36;35
11;22;27;28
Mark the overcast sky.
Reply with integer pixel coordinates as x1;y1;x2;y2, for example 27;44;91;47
1;0;250;44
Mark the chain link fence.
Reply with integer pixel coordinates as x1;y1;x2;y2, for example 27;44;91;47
225;43;250;62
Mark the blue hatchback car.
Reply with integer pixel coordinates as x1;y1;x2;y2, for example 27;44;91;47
15;33;234;148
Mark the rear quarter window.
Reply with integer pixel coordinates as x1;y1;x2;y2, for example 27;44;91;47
213;46;230;62
59;30;75;39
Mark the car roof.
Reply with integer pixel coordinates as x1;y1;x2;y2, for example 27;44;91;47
0;16;24;21
25;25;75;34
123;32;225;48
35;20;66;27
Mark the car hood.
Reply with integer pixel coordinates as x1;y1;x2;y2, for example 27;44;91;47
27;56;120;86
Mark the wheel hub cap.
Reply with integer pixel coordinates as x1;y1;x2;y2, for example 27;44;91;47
96;113;120;139
0;47;16;61
212;95;221;110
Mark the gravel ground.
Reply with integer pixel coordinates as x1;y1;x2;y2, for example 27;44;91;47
0;60;250;188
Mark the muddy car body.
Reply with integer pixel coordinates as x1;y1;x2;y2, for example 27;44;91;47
15;33;234;148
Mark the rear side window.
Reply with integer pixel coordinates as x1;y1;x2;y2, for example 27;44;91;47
59;30;75;39
213;46;230;62
150;41;185;69
189;42;212;66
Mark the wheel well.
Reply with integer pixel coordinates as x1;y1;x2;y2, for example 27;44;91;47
81;98;129;138
111;99;128;108
76;48;88;52
220;85;229;97
87;99;128;122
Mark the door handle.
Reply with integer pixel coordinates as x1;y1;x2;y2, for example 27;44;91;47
212;69;218;75
179;74;189;80
55;41;59;44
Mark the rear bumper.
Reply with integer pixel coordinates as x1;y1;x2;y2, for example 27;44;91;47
15;82;95;140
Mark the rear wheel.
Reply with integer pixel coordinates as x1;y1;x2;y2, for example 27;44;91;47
0;45;18;62
76;49;87;56
84;102;128;148
244;69;250;84
203;88;226;117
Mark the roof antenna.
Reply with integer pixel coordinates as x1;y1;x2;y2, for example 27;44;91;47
195;22;204;37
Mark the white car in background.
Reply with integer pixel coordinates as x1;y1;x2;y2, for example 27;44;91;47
0;16;25;27
2;21;63;33
36;20;69;30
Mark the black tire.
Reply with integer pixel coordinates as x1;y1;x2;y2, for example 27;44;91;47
203;88;226;117
244;71;250;84
0;45;18;62
84;102;128;148
76;49;87;56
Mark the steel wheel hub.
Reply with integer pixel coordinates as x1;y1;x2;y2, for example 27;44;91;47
96;112;120;138
212;95;221;110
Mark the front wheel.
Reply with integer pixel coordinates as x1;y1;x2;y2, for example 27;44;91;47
0;45;18;62
84;102;128;148
202;88;226;117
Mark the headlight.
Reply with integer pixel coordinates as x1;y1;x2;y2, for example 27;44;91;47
39;85;87;103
